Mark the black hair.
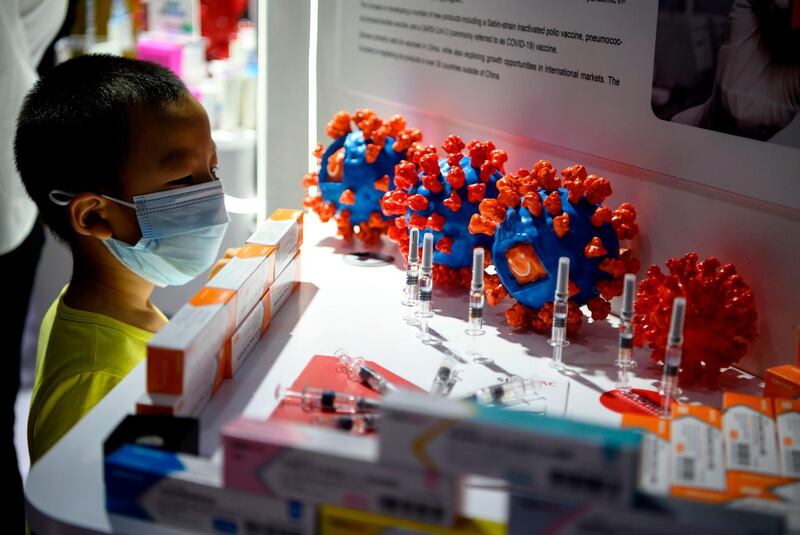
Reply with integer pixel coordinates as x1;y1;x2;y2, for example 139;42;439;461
14;54;188;244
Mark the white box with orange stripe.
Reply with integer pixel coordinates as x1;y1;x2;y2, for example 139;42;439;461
621;413;671;496
208;208;303;332
138;253;301;416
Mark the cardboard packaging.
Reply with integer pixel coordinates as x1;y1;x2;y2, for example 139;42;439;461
147;287;235;395
318;505;504;535
377;390;642;505
507;491;783;535
765;365;800;400
243;208;303;282
147;208;303;396
224;251;301;378
776;398;800;478
222;418;457;526
139;254;300;416
621;413;671;496
670;403;727;500
723;392;779;476
105;444;315;534
206;208;303;332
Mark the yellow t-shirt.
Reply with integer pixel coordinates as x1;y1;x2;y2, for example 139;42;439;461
28;286;168;464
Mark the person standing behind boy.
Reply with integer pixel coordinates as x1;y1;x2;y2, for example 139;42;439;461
1;1;66;532
14;55;231;465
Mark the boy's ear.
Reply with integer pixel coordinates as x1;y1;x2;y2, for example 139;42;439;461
67;193;116;240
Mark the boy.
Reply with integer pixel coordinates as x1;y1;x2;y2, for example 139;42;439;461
14;55;231;464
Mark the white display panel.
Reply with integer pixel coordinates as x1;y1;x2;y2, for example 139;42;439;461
330;0;800;210
316;0;800;375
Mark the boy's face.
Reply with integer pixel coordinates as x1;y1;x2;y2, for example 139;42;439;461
110;93;219;245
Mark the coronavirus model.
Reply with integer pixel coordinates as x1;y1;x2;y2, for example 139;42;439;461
468;162;640;334
302;109;423;244
634;253;758;387
381;135;508;287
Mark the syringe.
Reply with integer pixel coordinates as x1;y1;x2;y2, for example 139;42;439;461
547;257;570;370
463;375;543;406
466;248;487;361
430;355;460;396
335;349;398;394
615;273;637;392
659;297;686;419
416;233;435;343
402;228;420;308
281;386;381;413
315;414;380;434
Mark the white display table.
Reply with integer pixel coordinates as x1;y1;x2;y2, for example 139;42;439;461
24;217;761;534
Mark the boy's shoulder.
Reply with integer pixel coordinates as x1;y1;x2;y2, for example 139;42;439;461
37;287;155;380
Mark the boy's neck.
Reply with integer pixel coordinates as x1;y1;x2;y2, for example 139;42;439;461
64;242;167;333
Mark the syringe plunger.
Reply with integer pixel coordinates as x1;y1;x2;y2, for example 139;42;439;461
408;228;420;263
622;273;636;319
555;257;569;298
669;297;686;344
471;248;484;290
421;233;433;271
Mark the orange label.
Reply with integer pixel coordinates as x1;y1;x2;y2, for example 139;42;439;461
222;339;233;379
673;403;722;428
670;486;730;503
147;347;184;395
261;294;271;335
213;346;227;394
189;287;236;307
621;413;670;441
723;392;775;417
236;243;275;259
775;398;800;416
269;208;303;222
769;364;800;382
765;365;800;399
136;402;175;416
727;472;794;501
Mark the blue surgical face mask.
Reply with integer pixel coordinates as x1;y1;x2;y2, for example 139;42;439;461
49;180;230;287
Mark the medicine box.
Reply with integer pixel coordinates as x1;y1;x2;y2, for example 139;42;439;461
222;418;457;526
105;444;315;534
621;413;671;496
147;287;235;395
139;254;300;416
723;392;779;476
765;365;800;400
318;505;504;535
378;390;641;505
670;403;726;498
205;208;302;332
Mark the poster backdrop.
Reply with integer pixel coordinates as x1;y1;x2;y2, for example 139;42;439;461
315;0;800;375
331;0;799;210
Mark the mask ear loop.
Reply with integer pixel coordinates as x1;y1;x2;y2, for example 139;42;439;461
48;190;75;206
47;189;136;209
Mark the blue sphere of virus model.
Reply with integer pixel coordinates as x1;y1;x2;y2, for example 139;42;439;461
469;161;640;334
303;109;422;244
382;135;508;287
